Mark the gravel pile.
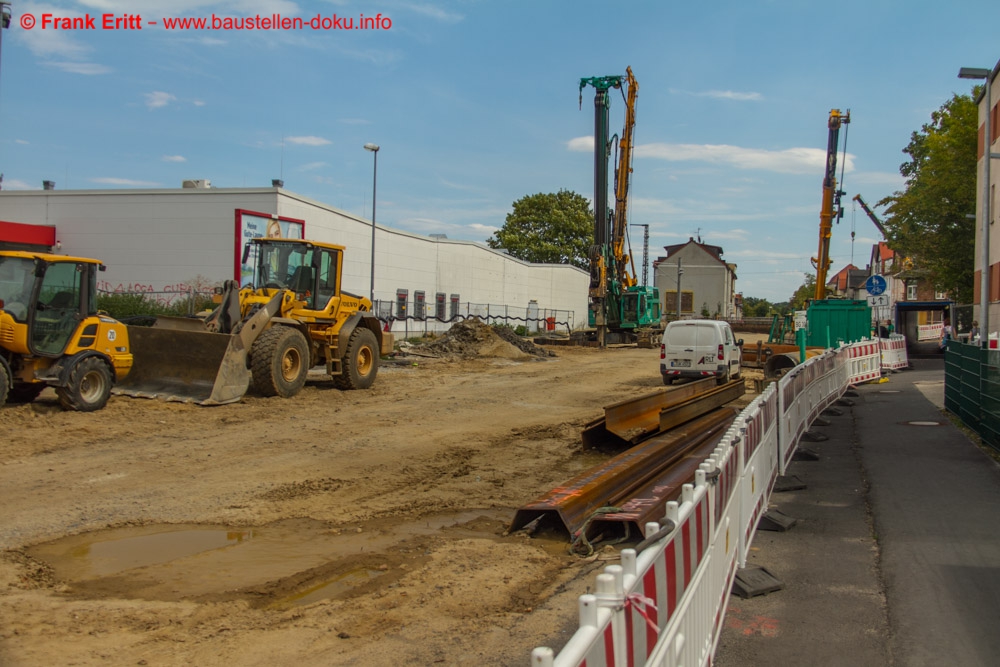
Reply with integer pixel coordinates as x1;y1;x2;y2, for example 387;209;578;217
416;318;554;360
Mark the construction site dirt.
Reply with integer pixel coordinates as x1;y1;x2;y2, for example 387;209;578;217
0;336;763;666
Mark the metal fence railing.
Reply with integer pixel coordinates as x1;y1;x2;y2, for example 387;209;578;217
944;340;1000;452
373;298;576;338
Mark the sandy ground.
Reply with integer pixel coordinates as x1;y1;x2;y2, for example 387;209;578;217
0;335;764;667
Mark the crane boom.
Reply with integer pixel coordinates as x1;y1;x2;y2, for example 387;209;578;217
852;194;887;237
612;67;639;291
812;109;850;301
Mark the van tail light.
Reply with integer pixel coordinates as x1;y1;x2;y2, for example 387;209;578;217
718;344;724;361
660;344;665;360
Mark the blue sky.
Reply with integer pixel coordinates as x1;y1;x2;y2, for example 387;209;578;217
0;0;996;302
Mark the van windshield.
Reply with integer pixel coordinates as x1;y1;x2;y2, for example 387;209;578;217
666;324;716;348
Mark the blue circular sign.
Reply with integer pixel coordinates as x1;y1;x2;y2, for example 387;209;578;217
866;275;887;296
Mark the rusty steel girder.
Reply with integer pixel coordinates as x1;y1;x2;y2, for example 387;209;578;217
509;408;737;542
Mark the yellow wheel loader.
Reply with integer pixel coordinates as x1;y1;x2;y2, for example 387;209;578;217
0;251;133;412
115;238;393;405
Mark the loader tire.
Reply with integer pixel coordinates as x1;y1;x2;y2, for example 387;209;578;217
0;363;9;405
8;383;46;404
251;326;310;398
56;356;113;412
335;327;379;390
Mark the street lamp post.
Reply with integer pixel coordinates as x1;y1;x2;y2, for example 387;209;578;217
364;143;380;306
959;66;995;346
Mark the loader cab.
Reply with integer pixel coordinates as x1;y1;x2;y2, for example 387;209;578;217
252;239;343;312
0;254;99;357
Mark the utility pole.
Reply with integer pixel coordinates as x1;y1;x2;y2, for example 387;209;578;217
630;223;649;286
676;257;683;320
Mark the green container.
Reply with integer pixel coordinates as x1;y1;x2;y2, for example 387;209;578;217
805;299;872;347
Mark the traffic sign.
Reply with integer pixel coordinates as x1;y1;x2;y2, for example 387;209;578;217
865;275;887;296
867;295;890;307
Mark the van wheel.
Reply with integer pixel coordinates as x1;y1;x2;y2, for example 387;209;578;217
717;369;731;386
57;357;113;412
663;376;673;386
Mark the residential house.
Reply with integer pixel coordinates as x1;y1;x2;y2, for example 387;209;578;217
652;237;738;320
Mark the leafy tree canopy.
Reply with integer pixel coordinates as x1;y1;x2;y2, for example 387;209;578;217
878;91;978;303
742;295;773;317
790;274;817;311
486;190;593;269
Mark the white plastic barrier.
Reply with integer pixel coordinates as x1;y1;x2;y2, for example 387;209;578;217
776;350;845;474
737;383;779;568
843;339;881;384
533;346;853;667
880;334;908;371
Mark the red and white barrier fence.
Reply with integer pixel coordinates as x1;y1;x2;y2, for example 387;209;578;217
533;340;870;666
879;334;908;371
843;339;881;384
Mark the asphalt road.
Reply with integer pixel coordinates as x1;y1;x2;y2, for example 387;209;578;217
715;359;1000;666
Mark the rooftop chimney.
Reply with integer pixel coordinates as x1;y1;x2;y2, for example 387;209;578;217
272;179;284;188
42;180;55;190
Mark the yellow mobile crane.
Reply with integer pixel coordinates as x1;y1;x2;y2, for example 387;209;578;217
812;109;851;300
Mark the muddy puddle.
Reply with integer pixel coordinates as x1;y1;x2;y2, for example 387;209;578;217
27;509;525;607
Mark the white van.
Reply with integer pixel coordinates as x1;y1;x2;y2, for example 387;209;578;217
660;319;742;385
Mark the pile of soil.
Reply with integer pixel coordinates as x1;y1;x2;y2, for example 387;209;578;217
416;318;554;360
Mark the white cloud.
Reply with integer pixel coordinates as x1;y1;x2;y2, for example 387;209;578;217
286;135;332;146
339;118;372;125
468;223;498;234
1;178;37;190
852;171;904;188
193;100;206;107
45;61;111;75
635;143;856;175
298;161;327;171
145;91;177;109
567;136;593;152
671;88;763;101
15;139;29;145
89;177;160;186
162;155;187;162
397;2;464;23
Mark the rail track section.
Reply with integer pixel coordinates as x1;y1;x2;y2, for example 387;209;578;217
511;381;745;549
530;339;881;667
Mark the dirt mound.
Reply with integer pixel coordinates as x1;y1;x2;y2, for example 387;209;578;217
416;318;554;360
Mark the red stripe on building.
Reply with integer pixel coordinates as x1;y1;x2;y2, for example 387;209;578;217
0;220;56;246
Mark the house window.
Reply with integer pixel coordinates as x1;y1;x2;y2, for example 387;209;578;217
934;290;947;300
906;283;918;301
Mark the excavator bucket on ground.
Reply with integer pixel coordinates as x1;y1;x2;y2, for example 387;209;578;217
114;293;281;405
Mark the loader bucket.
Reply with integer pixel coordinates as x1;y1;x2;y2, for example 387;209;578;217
114;326;252;405
114;292;282;405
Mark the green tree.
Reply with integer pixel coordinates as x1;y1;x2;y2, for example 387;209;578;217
878;91;978;303
742;296;773;317
487;190;593;269
790;274;816;310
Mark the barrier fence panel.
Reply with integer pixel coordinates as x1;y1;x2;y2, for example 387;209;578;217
844;339;882;384
737;384;779;568
880;334;908;371
534;344;853;666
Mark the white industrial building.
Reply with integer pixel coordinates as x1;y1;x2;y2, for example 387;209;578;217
0;183;588;332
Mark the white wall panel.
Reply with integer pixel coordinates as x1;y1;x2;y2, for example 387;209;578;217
0;188;588;323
